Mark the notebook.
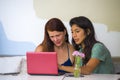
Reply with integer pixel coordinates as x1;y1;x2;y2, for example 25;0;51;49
26;52;64;75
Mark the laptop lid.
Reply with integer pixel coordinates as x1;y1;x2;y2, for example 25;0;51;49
26;52;58;75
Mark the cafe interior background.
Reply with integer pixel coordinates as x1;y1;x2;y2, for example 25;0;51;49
0;0;120;74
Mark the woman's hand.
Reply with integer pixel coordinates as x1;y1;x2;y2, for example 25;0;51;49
58;64;63;70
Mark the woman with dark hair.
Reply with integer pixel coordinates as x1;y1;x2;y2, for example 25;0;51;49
35;18;75;73
59;16;114;74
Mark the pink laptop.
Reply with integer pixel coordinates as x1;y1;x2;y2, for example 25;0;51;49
26;52;59;75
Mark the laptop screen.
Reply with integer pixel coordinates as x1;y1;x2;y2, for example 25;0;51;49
26;52;58;75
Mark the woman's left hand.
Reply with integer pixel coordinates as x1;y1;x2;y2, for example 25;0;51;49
58;64;63;70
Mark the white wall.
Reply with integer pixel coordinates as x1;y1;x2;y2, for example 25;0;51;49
0;0;120;57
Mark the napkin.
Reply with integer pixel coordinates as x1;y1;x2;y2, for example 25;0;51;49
0;56;23;74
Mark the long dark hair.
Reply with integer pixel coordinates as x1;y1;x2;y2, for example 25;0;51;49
70;16;99;64
41;18;69;52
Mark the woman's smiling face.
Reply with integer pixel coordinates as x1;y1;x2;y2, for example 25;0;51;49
71;24;86;45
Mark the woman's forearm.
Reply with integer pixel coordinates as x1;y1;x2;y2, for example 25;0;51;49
59;65;74;73
81;65;92;75
59;65;93;75
59;63;96;75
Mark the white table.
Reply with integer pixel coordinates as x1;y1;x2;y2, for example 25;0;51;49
0;74;119;80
